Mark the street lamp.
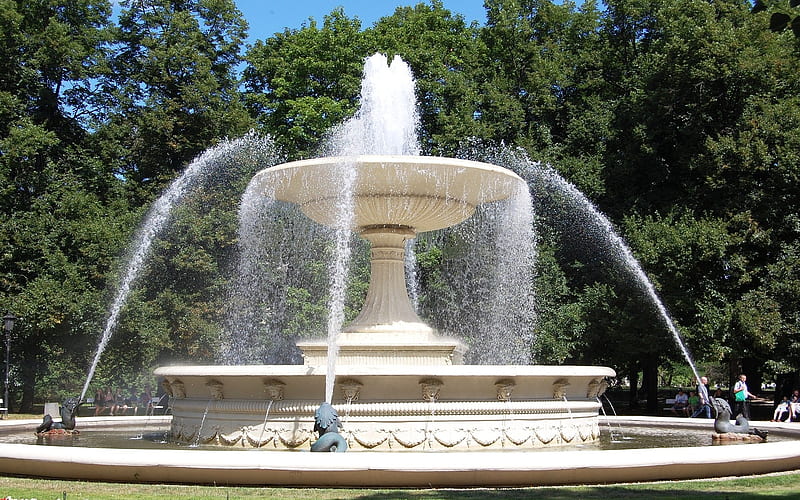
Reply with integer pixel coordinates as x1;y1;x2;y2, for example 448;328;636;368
3;313;16;417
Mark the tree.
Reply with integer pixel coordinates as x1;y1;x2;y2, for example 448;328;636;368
243;8;368;159
99;0;253;199
370;1;483;154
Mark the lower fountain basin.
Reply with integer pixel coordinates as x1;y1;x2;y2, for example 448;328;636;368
154;364;614;451
1;416;799;486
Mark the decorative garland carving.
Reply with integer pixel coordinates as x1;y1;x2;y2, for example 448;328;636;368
167;420;599;450
218;429;242;446
278;429;310;448
351;430;389;449
393;430;427;448
470;429;501;447
434;429;467;448
245;426;274;448
504;428;530;446
534;426;558;444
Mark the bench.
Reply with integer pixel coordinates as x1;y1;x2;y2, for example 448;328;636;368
147;394;170;416
0;398;7;418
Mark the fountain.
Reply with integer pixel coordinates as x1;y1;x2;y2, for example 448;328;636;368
154;53;613;451
155;154;614;451
1;54;799;486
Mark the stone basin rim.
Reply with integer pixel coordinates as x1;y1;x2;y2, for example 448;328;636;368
153;364;616;377
1;417;799;487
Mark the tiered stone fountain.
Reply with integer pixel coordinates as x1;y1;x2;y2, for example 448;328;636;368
155;154;614;451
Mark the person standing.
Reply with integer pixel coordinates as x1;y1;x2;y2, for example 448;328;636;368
691;376;712;418
733;374;756;419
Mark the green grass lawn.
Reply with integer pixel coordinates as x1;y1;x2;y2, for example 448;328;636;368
1;472;800;499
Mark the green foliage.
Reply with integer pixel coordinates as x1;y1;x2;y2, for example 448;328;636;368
243;8;367;158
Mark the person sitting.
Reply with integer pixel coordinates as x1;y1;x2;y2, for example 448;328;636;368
671;389;690;416
110;388;128;416
687;391;699;415
773;396;791;422
94;387;110;416
140;386;153;415
788;390;800;422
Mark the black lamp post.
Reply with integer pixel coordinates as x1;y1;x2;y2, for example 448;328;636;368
3;313;15;417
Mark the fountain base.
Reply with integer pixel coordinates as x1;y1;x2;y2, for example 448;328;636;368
154;364;613;451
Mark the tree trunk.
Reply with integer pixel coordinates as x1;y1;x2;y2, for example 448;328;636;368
742;358;763;396
643;356;659;412
628;361;639;409
19;341;39;413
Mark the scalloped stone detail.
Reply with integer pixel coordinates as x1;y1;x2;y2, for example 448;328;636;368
434;429;467;448
534;426;558;444
352;430;389;449
393;430;427;448
470;429;501;447
199;431;218;445
278;429;310;448
218;430;242;446
560;426;577;443
245;428;273;448
504;428;531;446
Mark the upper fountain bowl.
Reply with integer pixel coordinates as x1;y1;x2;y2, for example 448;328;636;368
251;155;524;232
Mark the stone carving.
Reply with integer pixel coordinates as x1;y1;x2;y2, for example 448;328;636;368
338;379;363;402
168;379;186;399
206;379;224;400
471;429;501;447
495;379;516;401
278;429;310;448
245;427;274;448
586;378;608;398
534;427;558;444
433;429;467;448
352;430;389;449
263;379;285;401
552;378;570;399
504;428;531;446
393;429;427;448
420;378;443;402
218;429;242;446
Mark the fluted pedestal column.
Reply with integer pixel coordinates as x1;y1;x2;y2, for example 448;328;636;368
297;225;464;366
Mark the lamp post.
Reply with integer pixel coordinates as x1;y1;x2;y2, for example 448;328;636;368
3;313;15;417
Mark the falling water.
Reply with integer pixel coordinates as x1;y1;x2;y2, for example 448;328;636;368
481;182;537;364
504;150;700;380
191;399;213;448
79;133;277;402
255;399;274;448
405;240;420;311
598;395;628;441
318;53;421;403
325;54;420;157
228;55;697;383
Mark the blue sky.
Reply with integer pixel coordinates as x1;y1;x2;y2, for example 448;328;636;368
235;1;488;43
